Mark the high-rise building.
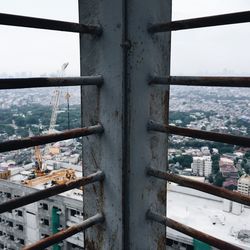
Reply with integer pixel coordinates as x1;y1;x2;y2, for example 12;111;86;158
191;156;212;177
238;175;250;196
0;171;84;250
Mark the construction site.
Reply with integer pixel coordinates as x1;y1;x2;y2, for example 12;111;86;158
0;63;84;250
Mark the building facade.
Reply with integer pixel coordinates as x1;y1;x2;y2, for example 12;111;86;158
238;175;250;196
191;156;212;177
0;180;84;250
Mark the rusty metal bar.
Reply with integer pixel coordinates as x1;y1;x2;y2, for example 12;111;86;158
0;75;103;89
147;167;250;206
0;124;103;153
148;120;250;147
146;210;242;250
149;76;250;88
23;213;105;250
0;171;104;214
148;11;250;33
0;13;102;35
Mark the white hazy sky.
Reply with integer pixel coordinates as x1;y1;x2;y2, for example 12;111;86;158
0;0;249;76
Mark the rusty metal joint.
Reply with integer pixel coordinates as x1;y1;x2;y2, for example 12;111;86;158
148;75;170;85
147;120;168;133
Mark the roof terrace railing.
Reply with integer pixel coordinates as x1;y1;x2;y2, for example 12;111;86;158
0;170;104;214
148;120;250;148
146;210;242;250
146;8;250;250
0;3;250;250
0;12;102;35
149;76;250;88
148;10;250;32
0;75;103;89
0;124;103;153
147;167;250;207
0;6;107;250
23;213;105;250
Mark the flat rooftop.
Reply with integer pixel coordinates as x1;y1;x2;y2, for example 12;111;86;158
167;185;250;249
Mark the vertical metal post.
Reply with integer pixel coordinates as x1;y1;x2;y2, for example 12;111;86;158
79;0;171;249
125;0;171;249
79;1;124;249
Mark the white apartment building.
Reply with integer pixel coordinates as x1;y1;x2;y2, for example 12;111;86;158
238;175;250;196
191;156;212;177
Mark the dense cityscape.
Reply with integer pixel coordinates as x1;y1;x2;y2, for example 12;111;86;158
0;85;250;249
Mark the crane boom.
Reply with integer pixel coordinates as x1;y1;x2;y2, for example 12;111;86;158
48;62;69;133
48;87;61;133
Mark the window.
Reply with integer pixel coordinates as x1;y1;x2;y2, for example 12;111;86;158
19;239;25;245
40;203;48;210
44;219;49;226
5;192;11;199
70;209;77;217
17;210;23;217
41;234;49;239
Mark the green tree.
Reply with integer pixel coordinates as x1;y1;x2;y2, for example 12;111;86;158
208;174;213;184
214;172;225;187
173;155;193;169
245;151;250;159
211;154;220;174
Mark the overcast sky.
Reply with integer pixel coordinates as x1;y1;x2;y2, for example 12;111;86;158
0;0;249;76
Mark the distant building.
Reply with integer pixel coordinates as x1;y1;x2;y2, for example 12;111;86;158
201;146;210;156
191;156;212;177
238;175;250;196
204;156;212;177
220;157;238;189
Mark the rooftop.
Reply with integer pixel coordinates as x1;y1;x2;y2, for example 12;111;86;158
167;184;250;249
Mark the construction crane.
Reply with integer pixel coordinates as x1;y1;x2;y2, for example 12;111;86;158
23;168;77;187
48;62;69;133
29;63;69;178
65;90;71;130
44;62;69;155
28;128;47;177
34;146;45;176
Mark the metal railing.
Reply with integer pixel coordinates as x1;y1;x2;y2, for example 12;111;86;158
0;13;102;34
146;9;250;250
0;11;105;250
23;213;105;250
0;5;250;250
0;171;104;214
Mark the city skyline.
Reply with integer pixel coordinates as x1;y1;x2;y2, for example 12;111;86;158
0;1;249;76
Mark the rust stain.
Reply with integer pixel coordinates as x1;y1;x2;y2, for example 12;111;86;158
157;189;166;204
157;235;166;250
85;239;97;250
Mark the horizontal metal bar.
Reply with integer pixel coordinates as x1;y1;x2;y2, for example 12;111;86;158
0;13;102;35
0;124;103;153
0;76;103;89
147;167;250;206
149;76;250;88
0;171;104;214
148;11;250;33
146;210;242;250
23;213;105;250
148;120;250;148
